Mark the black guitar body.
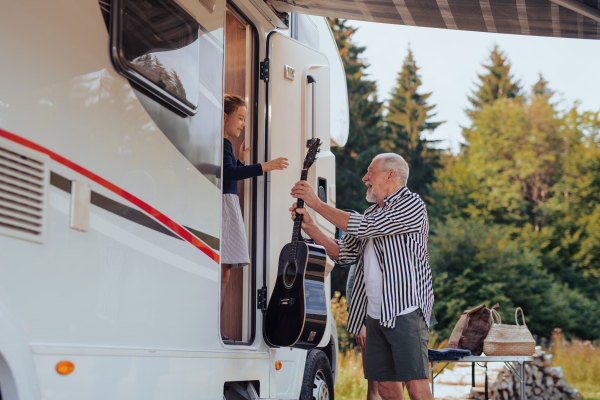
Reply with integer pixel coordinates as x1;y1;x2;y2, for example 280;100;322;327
264;138;328;349
265;240;328;348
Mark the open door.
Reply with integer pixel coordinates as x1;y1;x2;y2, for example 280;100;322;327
262;32;335;347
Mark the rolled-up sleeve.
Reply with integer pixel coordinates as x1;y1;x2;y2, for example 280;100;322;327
334;233;363;265
346;198;425;239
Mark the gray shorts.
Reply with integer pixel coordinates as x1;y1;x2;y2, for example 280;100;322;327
364;309;429;382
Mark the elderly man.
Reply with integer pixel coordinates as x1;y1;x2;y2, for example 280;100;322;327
290;153;434;400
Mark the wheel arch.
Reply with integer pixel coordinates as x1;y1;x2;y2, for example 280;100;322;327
0;299;40;400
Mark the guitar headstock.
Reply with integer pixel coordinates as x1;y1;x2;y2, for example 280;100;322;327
303;138;322;170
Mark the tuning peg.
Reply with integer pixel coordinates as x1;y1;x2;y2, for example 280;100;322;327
317;149;321;153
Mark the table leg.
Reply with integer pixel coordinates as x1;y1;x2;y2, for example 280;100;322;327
485;363;488;400
430;362;435;397
520;362;525;400
472;363;475;387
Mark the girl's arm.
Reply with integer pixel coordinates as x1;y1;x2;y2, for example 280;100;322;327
224;154;289;182
223;150;263;182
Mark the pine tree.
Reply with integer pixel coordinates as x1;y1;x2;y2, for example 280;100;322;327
467;46;523;115
384;49;443;199
328;18;384;213
328;18;385;297
532;74;553;98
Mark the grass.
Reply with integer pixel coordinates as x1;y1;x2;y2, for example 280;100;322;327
336;349;369;400
549;329;600;400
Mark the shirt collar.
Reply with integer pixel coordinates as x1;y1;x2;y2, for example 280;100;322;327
364;186;409;215
383;186;409;205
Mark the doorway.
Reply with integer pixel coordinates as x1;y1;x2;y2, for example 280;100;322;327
221;5;255;343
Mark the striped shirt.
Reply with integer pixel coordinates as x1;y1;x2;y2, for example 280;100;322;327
334;186;434;335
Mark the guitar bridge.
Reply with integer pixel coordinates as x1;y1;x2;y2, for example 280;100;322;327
279;298;295;306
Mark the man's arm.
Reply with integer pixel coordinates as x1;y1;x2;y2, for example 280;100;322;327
346;196;425;239
290;204;340;259
290;181;350;231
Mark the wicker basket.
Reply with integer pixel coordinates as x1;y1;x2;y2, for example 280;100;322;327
483;308;536;356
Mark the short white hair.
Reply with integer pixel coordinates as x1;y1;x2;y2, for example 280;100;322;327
373;153;409;186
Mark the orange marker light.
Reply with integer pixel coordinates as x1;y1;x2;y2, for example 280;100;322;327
275;361;282;370
56;361;75;375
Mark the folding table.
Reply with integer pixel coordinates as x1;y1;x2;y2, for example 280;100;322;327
429;355;533;400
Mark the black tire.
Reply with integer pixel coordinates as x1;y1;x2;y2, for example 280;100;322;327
300;349;334;400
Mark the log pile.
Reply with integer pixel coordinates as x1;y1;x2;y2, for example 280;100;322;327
432;348;581;400
474;349;582;400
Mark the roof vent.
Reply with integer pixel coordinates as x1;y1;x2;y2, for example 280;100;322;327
0;140;50;243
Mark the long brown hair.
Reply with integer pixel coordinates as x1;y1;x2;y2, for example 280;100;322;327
224;94;246;115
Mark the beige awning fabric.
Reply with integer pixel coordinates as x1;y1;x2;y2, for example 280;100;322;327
268;0;600;40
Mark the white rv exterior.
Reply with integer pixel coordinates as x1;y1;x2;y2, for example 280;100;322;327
0;0;349;398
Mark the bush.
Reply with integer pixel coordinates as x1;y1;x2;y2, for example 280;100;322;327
429;217;600;340
331;291;354;352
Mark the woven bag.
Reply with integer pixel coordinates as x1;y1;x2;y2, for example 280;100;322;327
448;303;498;356
483;308;536;356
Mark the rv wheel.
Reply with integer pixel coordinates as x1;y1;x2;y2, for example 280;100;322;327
300;349;334;400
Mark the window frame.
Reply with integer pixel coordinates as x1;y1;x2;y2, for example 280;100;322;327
110;0;200;116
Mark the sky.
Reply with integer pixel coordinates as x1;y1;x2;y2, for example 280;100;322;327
348;21;600;153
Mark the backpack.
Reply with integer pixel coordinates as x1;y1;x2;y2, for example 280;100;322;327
448;303;499;356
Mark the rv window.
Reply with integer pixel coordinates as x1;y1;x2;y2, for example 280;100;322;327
112;0;200;115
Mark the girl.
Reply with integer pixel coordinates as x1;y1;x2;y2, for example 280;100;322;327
221;94;288;311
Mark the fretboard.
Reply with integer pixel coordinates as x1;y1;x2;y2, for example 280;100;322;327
289;169;309;261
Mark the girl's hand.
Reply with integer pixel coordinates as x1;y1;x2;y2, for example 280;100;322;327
261;157;289;172
238;141;251;163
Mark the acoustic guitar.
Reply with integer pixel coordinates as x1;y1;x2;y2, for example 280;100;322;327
265;138;328;349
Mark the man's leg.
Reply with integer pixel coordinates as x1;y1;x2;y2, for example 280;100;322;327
377;382;404;400
367;381;382;400
405;379;434;400
360;331;383;400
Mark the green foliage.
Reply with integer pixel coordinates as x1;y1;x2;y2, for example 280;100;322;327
383;49;443;199
327;29;600;342
463;96;563;229
543;108;600;295
328;18;384;214
328;18;384;294
429;53;600;340
429;218;600;340
532;74;554;99
467;46;523;116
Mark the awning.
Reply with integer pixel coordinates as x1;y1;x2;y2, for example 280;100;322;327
268;0;600;40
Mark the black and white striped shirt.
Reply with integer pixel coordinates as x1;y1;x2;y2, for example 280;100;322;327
335;186;434;335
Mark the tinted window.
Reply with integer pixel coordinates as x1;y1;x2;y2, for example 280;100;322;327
113;0;200;114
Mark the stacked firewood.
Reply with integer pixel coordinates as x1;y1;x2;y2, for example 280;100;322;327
471;350;581;400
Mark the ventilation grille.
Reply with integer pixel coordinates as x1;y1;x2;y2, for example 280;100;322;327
0;142;49;243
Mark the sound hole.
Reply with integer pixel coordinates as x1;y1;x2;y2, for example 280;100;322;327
283;262;297;289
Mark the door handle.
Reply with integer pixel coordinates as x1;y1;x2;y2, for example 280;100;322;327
307;75;316;139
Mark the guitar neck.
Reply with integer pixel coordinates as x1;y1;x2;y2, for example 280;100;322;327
290;169;309;260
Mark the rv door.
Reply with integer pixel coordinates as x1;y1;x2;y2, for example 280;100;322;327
262;32;333;347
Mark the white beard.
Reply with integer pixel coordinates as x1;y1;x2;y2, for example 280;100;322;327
366;186;377;203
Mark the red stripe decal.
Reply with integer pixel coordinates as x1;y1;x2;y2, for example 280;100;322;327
0;129;220;264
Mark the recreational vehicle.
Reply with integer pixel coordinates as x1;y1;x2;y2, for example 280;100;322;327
2;0;597;398
0;0;349;398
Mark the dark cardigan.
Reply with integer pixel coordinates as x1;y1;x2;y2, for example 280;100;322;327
223;138;263;195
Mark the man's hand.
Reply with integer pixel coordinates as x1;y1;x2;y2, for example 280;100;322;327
289;202;341;259
355;324;366;348
289;202;316;236
238;140;251;163
290;181;321;209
